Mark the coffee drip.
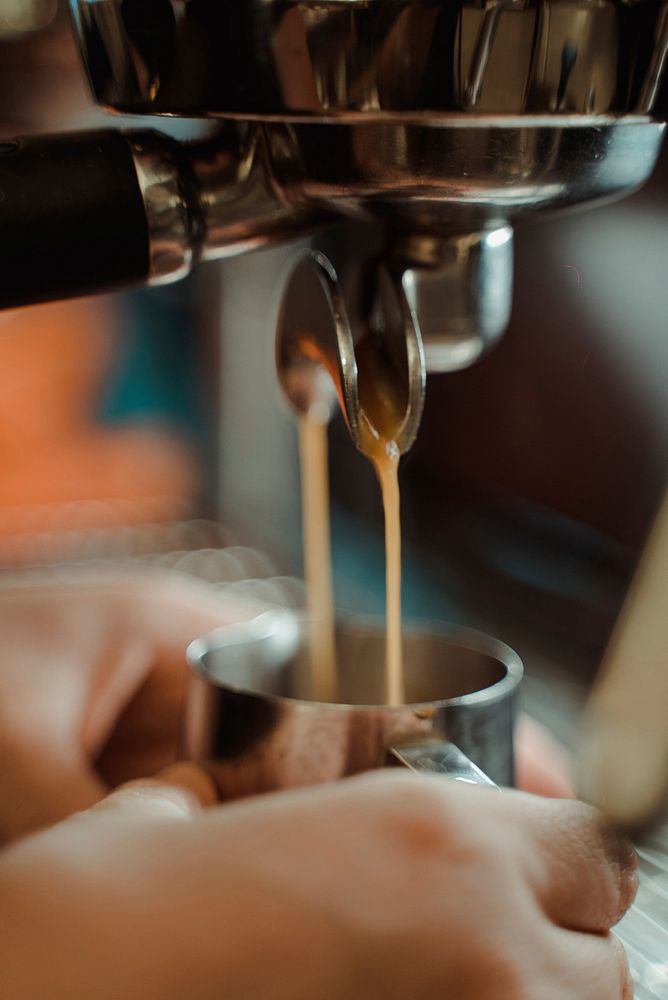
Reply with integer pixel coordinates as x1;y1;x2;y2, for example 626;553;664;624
297;328;408;708
276;246;422;706
298;413;337;705
355;335;407;706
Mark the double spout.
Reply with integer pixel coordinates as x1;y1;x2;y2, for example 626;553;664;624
3;0;668;454
275;246;425;455
275;224;514;455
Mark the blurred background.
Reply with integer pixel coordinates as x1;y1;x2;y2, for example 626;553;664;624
1;0;668;745
0;1;222;554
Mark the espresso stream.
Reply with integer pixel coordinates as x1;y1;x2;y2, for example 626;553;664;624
299;413;337;703
356;336;405;706
300;336;405;706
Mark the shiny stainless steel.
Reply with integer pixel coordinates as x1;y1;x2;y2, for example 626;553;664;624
128;124;328;284
129;132;197;284
72;0;668;120
388;742;498;785
267;120;666;225
70;0;668;443
639;4;668;114
184;611;523;797
398;227;513;371
276;248;356;425
192;125;326;262
464;0;526;111
276;239;426;453
269;118;663;376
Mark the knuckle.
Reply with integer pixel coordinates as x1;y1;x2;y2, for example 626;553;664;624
582;808;639;923
539;799;639;928
602;828;639;915
370;773;486;861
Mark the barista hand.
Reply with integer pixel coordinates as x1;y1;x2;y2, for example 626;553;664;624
0;571;248;845
0;765;635;1000
0;569;573;848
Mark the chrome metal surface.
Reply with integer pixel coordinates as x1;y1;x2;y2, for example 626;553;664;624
398;227;514;371
70;0;668;413
184;611;523;796
129;132;197;283
276;242;426;452
276;248;354;425
72;0;668;121
388;742;498;786
193;125;326;261
267;120;666;226
639;5;668;114
270;119;663;379
68;0;668;460
128;124;327;283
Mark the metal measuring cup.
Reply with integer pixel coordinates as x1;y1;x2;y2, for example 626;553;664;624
183;611;523;798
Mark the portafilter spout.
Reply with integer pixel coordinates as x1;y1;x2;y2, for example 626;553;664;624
274;220;512;445
276;246;426;454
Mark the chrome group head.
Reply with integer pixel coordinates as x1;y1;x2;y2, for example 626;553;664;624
72;0;668;441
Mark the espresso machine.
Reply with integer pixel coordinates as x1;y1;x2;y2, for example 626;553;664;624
3;0;667;381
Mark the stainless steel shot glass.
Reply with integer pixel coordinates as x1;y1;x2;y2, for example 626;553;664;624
184;611;523;799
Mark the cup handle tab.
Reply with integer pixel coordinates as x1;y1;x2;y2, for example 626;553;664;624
387;742;498;788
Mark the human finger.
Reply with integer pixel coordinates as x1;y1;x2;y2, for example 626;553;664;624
518;795;639;934
85;572;259;779
543;927;634;1000
91;761;218;822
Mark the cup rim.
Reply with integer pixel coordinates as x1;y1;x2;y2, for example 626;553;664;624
186;609;523;712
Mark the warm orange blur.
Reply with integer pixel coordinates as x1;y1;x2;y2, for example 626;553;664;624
0;298;198;550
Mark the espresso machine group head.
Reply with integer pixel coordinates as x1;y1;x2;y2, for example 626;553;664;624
2;0;668;442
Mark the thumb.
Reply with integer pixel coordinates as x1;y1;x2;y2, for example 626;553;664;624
91;762;218;822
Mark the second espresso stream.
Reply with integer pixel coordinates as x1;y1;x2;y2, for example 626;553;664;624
300;335;406;707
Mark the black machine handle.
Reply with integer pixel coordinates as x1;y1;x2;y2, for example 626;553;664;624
0;130;151;310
